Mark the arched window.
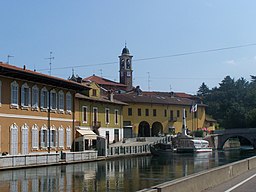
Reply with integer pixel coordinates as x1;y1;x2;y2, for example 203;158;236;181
10;123;18;155
58;126;64;148
66;127;71;148
21;83;31;108
32;124;39;149
58;90;64;112
40;87;48;110
32;85;39;109
66;92;72;112
40;125;48;148
11;81;19;107
50;126;57;147
50;89;57;110
21;124;29;154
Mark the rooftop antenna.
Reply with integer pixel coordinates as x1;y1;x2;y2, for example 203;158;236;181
7;55;14;64
147;72;151;91
45;52;54;75
99;69;103;77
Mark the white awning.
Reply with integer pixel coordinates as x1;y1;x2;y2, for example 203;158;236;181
77;129;97;140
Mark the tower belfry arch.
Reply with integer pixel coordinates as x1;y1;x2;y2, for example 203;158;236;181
119;45;133;91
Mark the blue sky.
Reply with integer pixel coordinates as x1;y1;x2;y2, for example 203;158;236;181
1;1;256;94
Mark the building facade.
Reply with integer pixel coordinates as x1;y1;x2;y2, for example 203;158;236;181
75;82;126;147
0;62;89;155
114;91;206;137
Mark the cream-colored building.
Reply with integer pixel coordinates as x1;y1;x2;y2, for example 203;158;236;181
0;62;89;155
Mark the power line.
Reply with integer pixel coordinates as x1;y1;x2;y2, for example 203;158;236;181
37;42;256;72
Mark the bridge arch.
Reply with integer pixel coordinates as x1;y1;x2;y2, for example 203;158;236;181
219;134;254;149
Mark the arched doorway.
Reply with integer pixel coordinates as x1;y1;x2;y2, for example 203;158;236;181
138;121;150;137
151;122;163;136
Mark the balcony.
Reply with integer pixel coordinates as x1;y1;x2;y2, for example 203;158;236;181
169;117;177;122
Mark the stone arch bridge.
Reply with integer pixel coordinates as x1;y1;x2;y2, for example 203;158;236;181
209;128;256;149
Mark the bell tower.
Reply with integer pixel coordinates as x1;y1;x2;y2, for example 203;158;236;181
119;45;133;91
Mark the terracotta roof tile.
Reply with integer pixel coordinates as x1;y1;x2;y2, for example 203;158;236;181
83;75;127;87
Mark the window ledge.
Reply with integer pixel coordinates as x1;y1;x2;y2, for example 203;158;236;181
58;109;64;114
21;106;30;110
40;108;48;112
66;110;72;115
10;104;19;109
31;107;39;111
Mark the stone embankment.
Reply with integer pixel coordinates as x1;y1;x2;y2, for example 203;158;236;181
0;136;170;170
138;156;256;192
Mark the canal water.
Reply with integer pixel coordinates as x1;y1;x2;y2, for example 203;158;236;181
0;149;255;192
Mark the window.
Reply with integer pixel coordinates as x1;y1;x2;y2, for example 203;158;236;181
66;127;71;148
50;126;57;147
185;110;187;118
115;110;118;125
50;89;57;110
138;108;141;116
114;129;119;142
170;110;174;120
32;124;39;149
93;107;98;123
32;85;39;109
11;81;19;107
145;109;149;116
128;108;132;116
164;109;167;117
58;90;64;111
21;124;29;154
92;89;97;96
40;87;48;109
21;83;31;108
58;127;64;148
153;109;157;116
40;125;48;148
82;106;87;123
66;92;72;112
105;108;110;124
10;123;18;155
177;110;180;118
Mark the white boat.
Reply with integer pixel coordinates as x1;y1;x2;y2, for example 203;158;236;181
150;108;212;156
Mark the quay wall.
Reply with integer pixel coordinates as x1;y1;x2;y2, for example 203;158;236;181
138;156;256;192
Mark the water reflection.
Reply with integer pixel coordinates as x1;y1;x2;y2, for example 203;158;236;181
0;150;255;192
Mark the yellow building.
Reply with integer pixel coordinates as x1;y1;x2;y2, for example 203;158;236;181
0;62;89;155
75;81;126;148
114;90;206;137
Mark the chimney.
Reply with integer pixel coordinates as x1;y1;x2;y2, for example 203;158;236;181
23;65;26;70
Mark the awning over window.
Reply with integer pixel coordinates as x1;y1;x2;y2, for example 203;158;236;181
77;128;97;140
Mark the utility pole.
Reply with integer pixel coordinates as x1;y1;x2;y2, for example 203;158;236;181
45;52;54;75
